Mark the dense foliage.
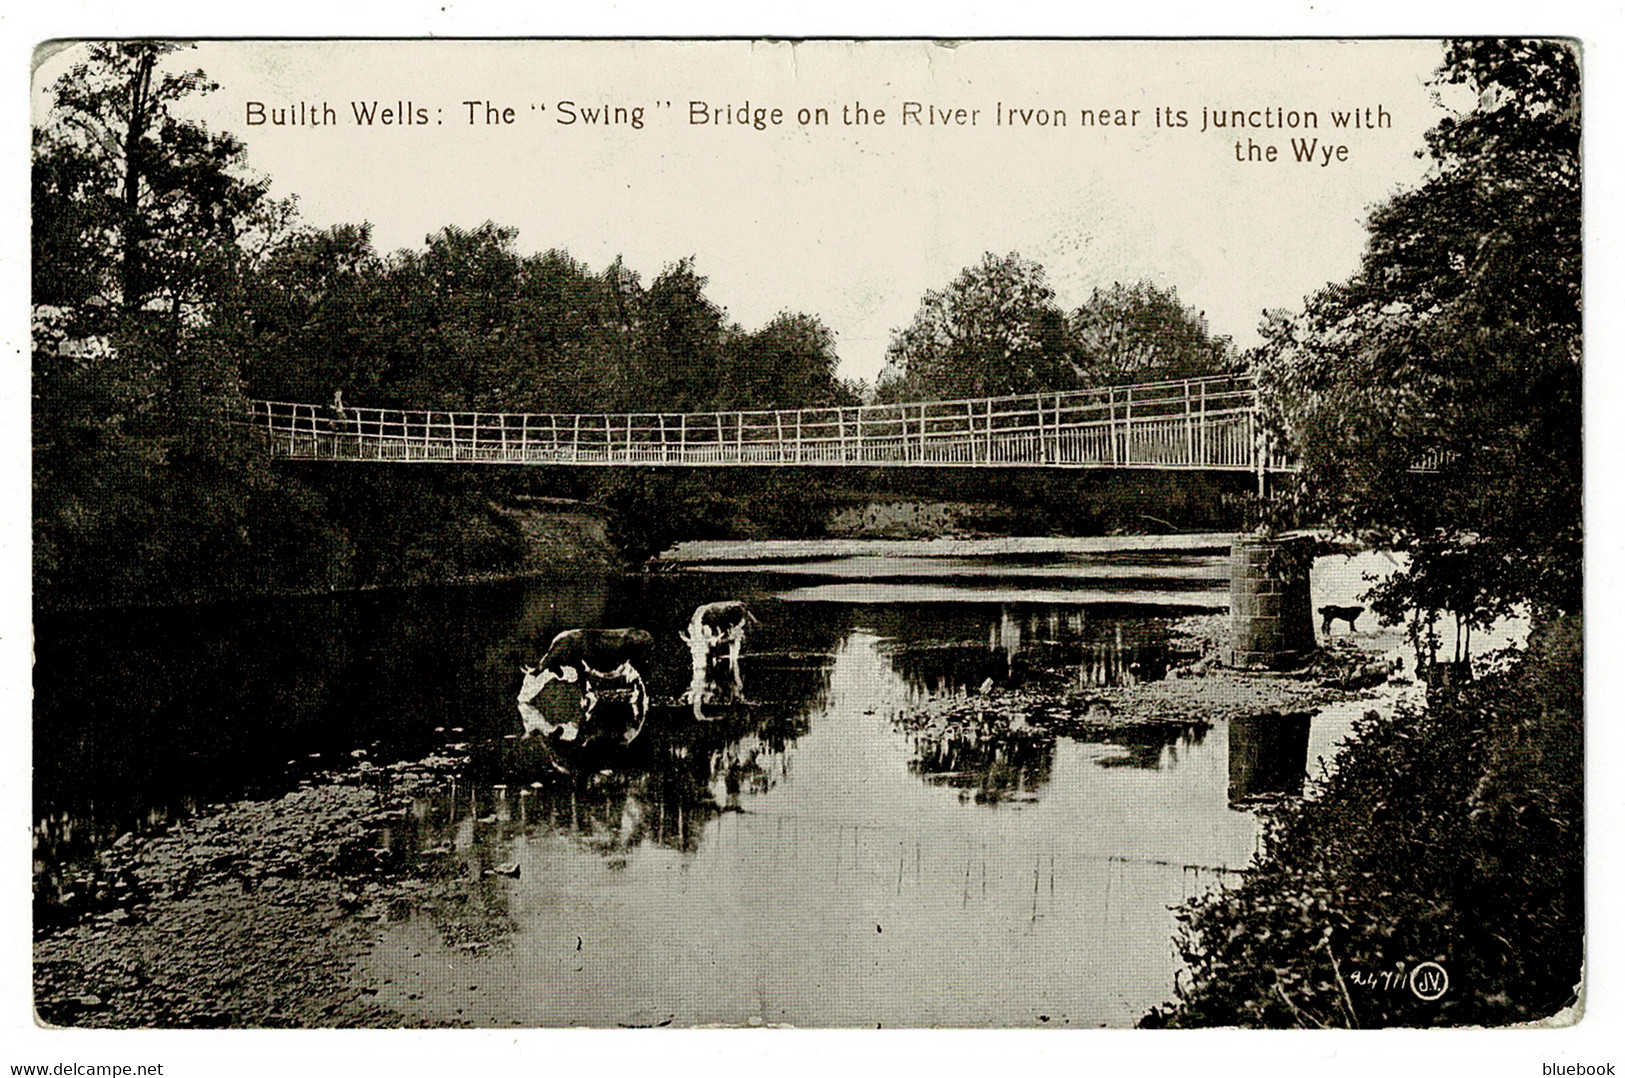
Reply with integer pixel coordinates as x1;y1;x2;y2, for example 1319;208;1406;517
876;253;1082;401
1252;40;1581;654
1155;39;1585;1030
601;471;839;566
32;45;858;607
1150;616;1582;1028
1069;281;1237;385
235;228;860;415
877;252;1235;401
32;43;327;610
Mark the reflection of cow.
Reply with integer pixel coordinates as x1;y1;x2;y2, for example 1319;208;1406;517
516;694;647;751
707;733;787;809
516;699;577;741
680;602;758;718
519;628;653;725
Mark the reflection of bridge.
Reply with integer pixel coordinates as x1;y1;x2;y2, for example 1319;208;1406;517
243;374;1290;473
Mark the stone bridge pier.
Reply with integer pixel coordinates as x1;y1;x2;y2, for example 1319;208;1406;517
1226;534;1317;669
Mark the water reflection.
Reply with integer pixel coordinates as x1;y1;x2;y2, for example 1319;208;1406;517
515;693;646;753
679;601;757;721
407;707;810;866
34;577;616;870
1227;712;1313;807
36;567;1312;1026
872;605;1172;694
446;649;827;864
709;732;794;810
34;575;854;869
907;722;1054;804
359;625;1266;1027
1096;723;1211;770
35;584;1223;894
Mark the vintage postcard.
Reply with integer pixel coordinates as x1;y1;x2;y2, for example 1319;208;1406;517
22;31;1595;1069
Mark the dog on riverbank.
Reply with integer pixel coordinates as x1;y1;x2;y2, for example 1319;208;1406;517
1318;604;1365;635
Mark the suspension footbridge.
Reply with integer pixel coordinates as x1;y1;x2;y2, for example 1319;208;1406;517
242;374;1291;474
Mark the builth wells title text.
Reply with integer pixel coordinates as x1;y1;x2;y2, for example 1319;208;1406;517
244;98;1397;167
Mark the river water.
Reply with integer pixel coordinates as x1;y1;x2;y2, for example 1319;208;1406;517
34;545;1371;1028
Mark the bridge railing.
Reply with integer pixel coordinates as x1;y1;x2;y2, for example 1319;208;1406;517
240;374;1276;470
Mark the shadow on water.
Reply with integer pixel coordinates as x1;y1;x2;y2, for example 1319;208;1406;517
34;583;1202;853
906;722;1054;804
32;574;849;875
393;672;830;876
33;578;604;877
1096;723;1213;770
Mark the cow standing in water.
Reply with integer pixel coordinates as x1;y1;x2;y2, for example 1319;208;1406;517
518;628;654;741
680;601;758;719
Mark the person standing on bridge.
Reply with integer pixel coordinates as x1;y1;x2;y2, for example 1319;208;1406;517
326;388;347;457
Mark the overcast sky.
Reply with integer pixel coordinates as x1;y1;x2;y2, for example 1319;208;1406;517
34;38;1455;386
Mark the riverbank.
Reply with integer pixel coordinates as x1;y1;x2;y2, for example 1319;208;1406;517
35;500;623;615
33;590;1418;1028
1148;614;1582;1027
490;499;622;576
33;754;473;1027
660;532;1235;564
821;496;1235;541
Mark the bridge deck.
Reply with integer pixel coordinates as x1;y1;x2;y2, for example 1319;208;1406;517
243;375;1290;472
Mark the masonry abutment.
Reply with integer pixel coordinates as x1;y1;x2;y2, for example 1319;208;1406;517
1226;534;1316;670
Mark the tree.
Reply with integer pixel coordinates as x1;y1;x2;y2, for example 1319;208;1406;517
41;43;268;329
1252;40;1581;646
233;225;859;419
31;128;112;314
716;311;859;411
507;249;640;413
636;257;731;411
32;44;335;609
373;222;528;409
35;42;277;433
877;252;1081;401
1069;281;1236;384
231;222;387;403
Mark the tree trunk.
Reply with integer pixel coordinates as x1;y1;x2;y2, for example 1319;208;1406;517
119;49;157;313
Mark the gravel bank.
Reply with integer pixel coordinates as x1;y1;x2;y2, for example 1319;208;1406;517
33;758;472;1028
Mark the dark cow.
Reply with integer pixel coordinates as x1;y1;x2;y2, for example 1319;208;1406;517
1319;604;1365;636
519;628;654;722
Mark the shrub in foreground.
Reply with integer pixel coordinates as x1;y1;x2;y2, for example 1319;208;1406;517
1147;617;1581;1028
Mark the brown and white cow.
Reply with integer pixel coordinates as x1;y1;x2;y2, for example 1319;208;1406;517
519;628;654;727
681;601;757;667
680;601;758;718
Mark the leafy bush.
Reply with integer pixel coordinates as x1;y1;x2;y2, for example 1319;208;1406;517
599;473;718;566
1148;616;1582;1028
736;473;834;540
